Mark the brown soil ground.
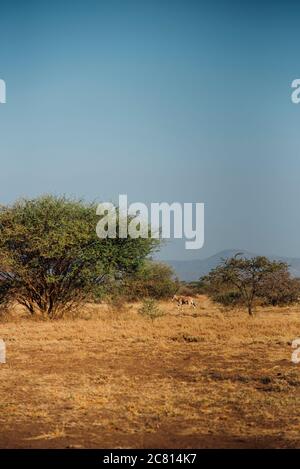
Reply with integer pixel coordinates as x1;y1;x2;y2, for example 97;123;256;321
1;296;300;449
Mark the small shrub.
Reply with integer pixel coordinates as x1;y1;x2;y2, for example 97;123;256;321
178;280;206;296
122;262;178;301
138;299;164;321
213;290;243;307
93;261;178;304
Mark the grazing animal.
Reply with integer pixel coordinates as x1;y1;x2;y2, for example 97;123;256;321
172;295;196;308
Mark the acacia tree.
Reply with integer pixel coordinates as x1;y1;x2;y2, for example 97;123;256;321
0;195;159;318
203;255;288;315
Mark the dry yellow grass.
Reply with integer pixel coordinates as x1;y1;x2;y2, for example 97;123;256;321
1;296;300;448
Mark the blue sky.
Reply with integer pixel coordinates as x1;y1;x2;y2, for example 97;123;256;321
1;0;300;260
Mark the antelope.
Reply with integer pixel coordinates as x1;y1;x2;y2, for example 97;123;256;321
172;295;196;308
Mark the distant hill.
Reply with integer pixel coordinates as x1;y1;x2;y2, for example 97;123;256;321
164;249;300;282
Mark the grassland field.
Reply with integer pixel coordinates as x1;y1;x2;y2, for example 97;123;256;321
1;295;300;448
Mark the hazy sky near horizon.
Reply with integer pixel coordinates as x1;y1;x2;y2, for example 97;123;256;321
1;0;300;260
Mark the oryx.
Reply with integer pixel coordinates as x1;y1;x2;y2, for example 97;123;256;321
172;295;196;308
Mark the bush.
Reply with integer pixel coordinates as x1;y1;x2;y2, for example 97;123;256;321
96;261;178;302
213;290;243;307
138;299;164;321
257;271;300;306
184;279;208;295
127;261;178;300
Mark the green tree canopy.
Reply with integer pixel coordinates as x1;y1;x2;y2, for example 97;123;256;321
202;254;288;315
0;195;159;317
121;260;178;300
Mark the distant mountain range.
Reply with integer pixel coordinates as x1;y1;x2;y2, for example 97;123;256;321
164;249;300;282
